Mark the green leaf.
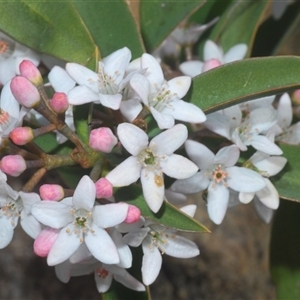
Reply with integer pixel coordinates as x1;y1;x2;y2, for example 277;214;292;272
72;0;145;59
270;200;300;299
115;185;210;233
0;1;98;68
33;132;60;153
187;56;300;114
208;0;270;55
140;0;205;52
272;143;300;203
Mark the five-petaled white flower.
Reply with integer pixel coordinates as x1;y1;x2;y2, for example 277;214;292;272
31;175;129;266
171;140;266;224
106;123;198;213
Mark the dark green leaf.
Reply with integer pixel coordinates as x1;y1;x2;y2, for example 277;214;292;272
208;0;269;56
72;0;145;59
187;56;300;114
140;0;205;52
115;185;210;233
272;143;300;203
270;200;300;299
0;1;98;68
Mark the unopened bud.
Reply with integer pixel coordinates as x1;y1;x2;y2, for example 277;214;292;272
292;89;300;106
0;155;26;176
124;205;141;224
39;184;65;201
89;127;118;153
10;126;34;145
34;227;59;257
19;60;43;86
10;76;40;107
202;58;222;72
50;92;69;114
95;178;113;198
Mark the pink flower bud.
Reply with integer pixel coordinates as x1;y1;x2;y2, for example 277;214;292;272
89;127;118;153
1;155;26;176
124;205;141;224
39;184;65;201
202;59;222;72
34;227;59;257
10;76;40;108
19;60;43;86
95;178;113;198
50;92;69;114
292;89;300;105
10;126;34;145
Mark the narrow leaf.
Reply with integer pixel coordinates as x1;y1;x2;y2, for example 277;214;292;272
115;185;210;233
0;1;98;68
187;56;300;114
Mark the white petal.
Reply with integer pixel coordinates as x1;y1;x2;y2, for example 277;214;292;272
114;269;145;291
161;154;198;179
94;269;113;293
171;171;209;194
224;44;247;63
179;61;204;77
130;73;150;105
55;260;72;283
19;191;41;214
20;212;42;239
207;183;229;224
48;66;75;93
120;99;142;122
163;235;199;258
117;122;149;155
0;81;20;119
253;156;287;176
251;135;283;155
141;53;164;87
204;112;231;139
167;76;191;98
162;100;206;124
249;107;277;133
256;178;279;209
73;176;95;211
277;93;293;129
185;140;215;170
69;242;93;264
31;201;73;228
151;123;187;155
99;93;122;110
226;166;266;192
239;192;255;204
214;145;240;166
123;228;150;247
253;197;274;224
204;40;223;62
106;156;141;187
47;225;81;266
85;223;119;264
141;169;164;213
180;204;197;217
0;217;14;249
66;63;99;93
150;107;175;129
68;85;99;105
92;203;128;228
142;239;162;285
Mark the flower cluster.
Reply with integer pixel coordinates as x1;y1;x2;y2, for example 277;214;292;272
0;18;297;294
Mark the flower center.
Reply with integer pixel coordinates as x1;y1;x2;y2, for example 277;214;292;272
0;197;22;226
206;164;228;187
67;208;94;243
138;148;157;167
96;267;109;279
149;226;175;254
0;38;14;61
97;64;119;95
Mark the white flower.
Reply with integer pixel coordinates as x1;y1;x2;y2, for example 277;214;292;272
55;258;145;293
0;178;42;248
66;47;131;110
106;123;198;213
179;40;247;77
171;141;266;224
205;105;283;155
123;209;199;285
31;175;129;266
0;31;40;85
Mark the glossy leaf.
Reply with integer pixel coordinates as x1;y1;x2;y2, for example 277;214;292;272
187;56;300;114
0;1;98;68
270;200;300;299
272;143;300;203
115;185;210;233
72;0;145;59
140;0;205;52
208;0;270;56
